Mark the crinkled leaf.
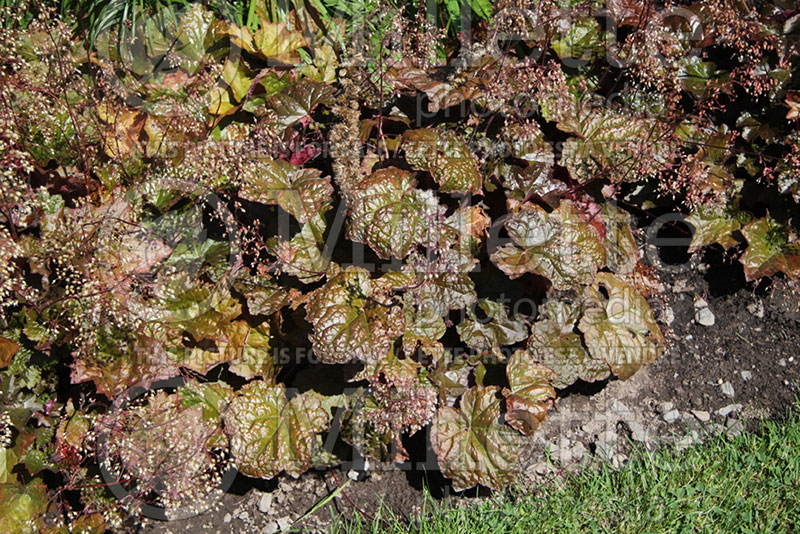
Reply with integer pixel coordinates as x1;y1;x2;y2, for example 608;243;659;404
0;481;48;534
578;273;664;380
551;18;605;60
602;203;638;274
224;381;329;478
686;204;747;252
403;249;478;317
439;205;491;256
70;335;180;398
305;267;404;363
182;321;273;378
491;201;605;289
348;167;445;260
267;79;335;128
504;351;556;435
678;56;716;97
456;300;528;351
500;162;561;201
222;58;254;102
557;107;666;183
239;159;333;223
271;206;332;283
402;297;447;356
175;4;216;63
741;216;800;280
228;21;308;63
403;129;483;194
233;275;291;316
527;301;609;388
180;380;233;422
430;386;524;491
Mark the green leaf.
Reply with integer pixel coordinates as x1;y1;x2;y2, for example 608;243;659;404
403;129;483;194
430;385;524;491
0;448;18;484
228;21;308;64
685;204;747;253
504;351;556;435
222;58;255;102
527;301;609;389
741;216;800;280
578;273;664;380
557;107;666;183
233;275;291;316
551;18;605;60
0;480;48;534
239;159;333;223
467;0;493;20
491;201;605;290
224;381;330;479
348;167;445;260
182;320;273;378
175;4;216;66
305;267;405;364
456;300;528;351
402;297;447;357
602;203;639;274
678;56;716;97
403;249;478;317
267;79;335;128
271;206;332;283
180;380;233;422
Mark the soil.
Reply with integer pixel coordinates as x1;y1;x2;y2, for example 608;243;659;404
135;261;800;534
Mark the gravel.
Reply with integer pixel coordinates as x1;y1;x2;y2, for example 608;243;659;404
662;409;681;423
720;381;735;398
695;307;716;326
717;404;743;417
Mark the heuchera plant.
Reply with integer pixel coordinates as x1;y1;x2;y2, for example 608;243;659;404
0;0;799;529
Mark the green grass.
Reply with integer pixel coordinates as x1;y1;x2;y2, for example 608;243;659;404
328;408;800;534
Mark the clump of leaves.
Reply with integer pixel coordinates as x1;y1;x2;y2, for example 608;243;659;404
1;0;800;529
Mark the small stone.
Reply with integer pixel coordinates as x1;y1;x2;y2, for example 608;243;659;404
571;442;587;460
533;462;548;475
662;306;675;325
276;517;292;531
261;521;279;534
657;401;674;414
695;307;715;326
612;454;628;469
779;359;787;367
676;434;695;449
717;404;743;417
690;410;710;422
747;301;765;318
662;409;681;423
611;400;631;417
694;297;708;309
673;279;691;292
720;381;735;398
740;370;752;381
628;421;648;443
258;493;273;514
347;470;360;481
223;513;232;524
724;418;744;437
594;441;614;461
